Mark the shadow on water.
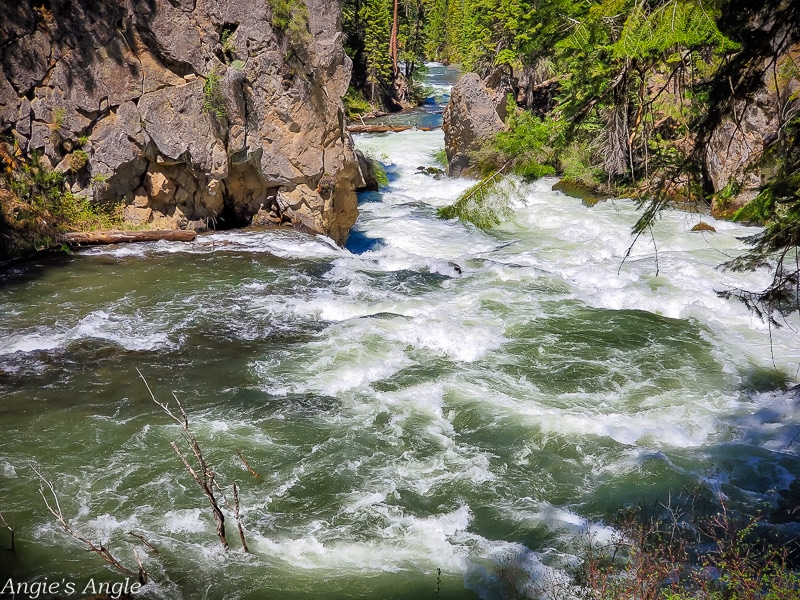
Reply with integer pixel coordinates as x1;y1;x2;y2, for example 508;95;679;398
357;190;384;203
345;228;384;254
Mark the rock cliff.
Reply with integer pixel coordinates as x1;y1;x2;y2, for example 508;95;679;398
706;44;800;218
0;0;363;245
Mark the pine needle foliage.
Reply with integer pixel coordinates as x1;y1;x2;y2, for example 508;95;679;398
437;167;515;229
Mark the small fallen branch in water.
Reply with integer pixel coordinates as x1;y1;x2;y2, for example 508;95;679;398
128;530;160;556
346;124;434;133
0;510;14;551
236;449;262;479
139;368;249;552
30;463;147;584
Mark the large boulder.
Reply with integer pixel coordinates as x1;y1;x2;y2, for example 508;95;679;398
0;0;362;245
442;72;508;177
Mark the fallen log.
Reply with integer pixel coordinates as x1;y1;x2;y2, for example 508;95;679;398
347;124;434;133
59;229;197;246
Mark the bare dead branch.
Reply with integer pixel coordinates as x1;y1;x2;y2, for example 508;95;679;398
133;549;147;585
170;442;228;549
236;450;262;479
127;530;159;556
137;368;182;425
212;480;248;553
0;511;14;552
233;483;249;553
30;463;135;577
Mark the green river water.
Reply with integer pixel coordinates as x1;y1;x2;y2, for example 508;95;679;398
1;68;799;599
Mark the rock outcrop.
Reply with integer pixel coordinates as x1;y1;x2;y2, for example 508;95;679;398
706;45;800;218
0;0;363;245
442;72;509;177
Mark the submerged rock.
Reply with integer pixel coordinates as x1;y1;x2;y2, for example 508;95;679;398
0;0;362;245
691;222;717;233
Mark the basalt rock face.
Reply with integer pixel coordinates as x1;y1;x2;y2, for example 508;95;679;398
0;0;363;245
706;44;800;218
442;72;509;178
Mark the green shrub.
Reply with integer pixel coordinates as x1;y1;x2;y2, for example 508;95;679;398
221;27;236;55
432;148;448;167
0;153;123;257
492;104;563;181
269;0;310;46
203;69;226;119
559;140;603;187
343;86;373;120
373;162;389;188
497;503;800;600
68;150;88;172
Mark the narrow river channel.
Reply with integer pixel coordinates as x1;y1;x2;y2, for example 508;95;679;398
0;65;798;599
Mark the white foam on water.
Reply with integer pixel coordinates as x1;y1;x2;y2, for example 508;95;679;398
163;509;207;534
0;330;65;354
0;310;173;355
250;504;474;574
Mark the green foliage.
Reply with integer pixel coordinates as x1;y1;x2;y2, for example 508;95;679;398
559;140;603;187
51;107;65;129
269;0;310;46
221;27;236;55
614;1;738;61
373;161;389;188
230;59;245;72
202;69;226;119
342;86;373;120
68;150;88;173
480;101;562;182
720;114;800;323
360;0;393;102
432;148;448;167
407;64;434;105
342;0;434;108
0;154;123;258
437;174;515;229
499;502;800;600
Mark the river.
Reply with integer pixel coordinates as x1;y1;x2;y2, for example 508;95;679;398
0;66;798;599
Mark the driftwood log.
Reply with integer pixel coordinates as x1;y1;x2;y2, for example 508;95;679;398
346;124;434;133
59;230;197;246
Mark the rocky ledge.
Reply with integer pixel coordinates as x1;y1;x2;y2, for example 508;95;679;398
0;0;365;245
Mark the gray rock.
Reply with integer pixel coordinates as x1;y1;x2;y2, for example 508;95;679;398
707;71;799;218
0;0;360;246
0;68;18;129
442;73;508;177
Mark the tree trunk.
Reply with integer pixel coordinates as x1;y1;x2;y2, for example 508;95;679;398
390;0;399;81
347;124;433;133
59;230;197;246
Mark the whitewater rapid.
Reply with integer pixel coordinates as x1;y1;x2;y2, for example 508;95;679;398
0;126;798;599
